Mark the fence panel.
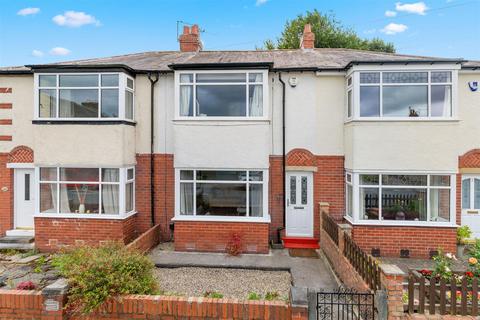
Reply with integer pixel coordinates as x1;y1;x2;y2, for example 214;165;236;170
321;211;339;246
407;271;479;317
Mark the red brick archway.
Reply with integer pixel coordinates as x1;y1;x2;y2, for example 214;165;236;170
286;148;317;167
7;146;33;163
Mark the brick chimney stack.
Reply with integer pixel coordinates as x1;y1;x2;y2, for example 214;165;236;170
300;24;315;49
179;24;203;52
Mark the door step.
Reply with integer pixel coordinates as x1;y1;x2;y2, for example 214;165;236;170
0;236;34;250
6;229;34;237
282;237;319;249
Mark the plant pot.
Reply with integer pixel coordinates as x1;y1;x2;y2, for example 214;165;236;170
78;204;86;214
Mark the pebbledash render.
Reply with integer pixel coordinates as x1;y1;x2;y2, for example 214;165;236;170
0;24;479;258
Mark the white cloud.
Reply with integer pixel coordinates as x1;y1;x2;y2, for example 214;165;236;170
52;11;100;27
381;23;408;35
255;0;268;6
395;2;429;15
32;50;44;57
385;10;397;17
17;7;40;16
49;47;71;56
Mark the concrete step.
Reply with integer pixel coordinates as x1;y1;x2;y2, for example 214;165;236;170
0;236;34;244
282;236;320;249
0;242;35;250
6;229;34;237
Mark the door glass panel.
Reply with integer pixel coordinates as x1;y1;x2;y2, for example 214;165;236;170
474;179;480;209
24;174;30;201
301;176;307;205
290;176;296;205
462;179;470;209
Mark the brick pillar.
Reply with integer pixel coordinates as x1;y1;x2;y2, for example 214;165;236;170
337;223;352;253
41;278;68;319
379;264;406;320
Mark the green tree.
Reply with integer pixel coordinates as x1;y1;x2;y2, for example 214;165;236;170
264;10;395;53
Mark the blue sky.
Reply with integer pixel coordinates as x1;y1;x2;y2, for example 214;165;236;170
0;0;479;67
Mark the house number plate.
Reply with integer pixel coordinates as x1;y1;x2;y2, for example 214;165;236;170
44;299;60;311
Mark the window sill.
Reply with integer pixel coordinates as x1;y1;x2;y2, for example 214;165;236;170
32;120;136;126
173;118;270;124
343;215;458;228
34;211;137;220
172;214;271;224
344;117;459;124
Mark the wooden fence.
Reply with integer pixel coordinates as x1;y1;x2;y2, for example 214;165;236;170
343;233;381;291
322;211;339;246
407;270;479;317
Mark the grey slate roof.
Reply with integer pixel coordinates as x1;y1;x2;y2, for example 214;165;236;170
0;48;478;73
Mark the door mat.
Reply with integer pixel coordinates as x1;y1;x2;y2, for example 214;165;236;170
288;249;319;258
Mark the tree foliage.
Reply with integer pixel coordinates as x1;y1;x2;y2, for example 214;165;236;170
264;10;395;53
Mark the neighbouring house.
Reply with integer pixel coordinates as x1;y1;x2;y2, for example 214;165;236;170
0;24;479;258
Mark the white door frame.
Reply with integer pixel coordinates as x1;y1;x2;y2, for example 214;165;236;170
285;171;314;237
11;164;35;229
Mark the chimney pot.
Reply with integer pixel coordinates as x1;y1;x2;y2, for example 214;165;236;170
300;23;315;49
191;24;199;35
183;26;190;35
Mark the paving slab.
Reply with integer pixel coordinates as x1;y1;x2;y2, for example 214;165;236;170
149;246;338;291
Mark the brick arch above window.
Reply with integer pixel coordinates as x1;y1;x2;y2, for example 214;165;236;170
8;146;34;163
459;149;480;168
286;148;316;167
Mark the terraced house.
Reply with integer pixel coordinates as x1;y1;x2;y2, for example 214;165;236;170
0;24;479;258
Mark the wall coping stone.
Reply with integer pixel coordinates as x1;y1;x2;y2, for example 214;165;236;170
318;202;330;207
290;286;308;307
338;223;352;231
42;278;69;296
379;264;405;276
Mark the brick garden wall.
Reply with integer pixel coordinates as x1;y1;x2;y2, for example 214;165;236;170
352;225;457;258
127;223;161;253
174;221;270;254
34;214;138;252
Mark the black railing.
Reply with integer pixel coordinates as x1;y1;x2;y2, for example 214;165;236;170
317;287;376;320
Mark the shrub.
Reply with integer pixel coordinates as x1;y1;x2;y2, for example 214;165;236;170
226;233;242;256
468;239;480;260
203;291;224;299
247;292;261;300
52;243;158;314
16;281;36;290
457;226;472;244
265;291;280;301
432;250;456;281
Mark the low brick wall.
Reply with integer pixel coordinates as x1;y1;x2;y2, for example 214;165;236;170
319;204;370;292
35;214;137;252
174;221;269;254
352;225;457;259
0;286;292;319
78;295;291;320
127;223;161;253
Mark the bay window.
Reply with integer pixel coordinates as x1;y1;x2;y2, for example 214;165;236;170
346;172;455;224
38;167;135;217
36;73;134;121
176;169;268;219
346;70;455;119
176;71;267;118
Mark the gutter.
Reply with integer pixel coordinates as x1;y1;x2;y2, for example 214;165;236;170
277;73;286;244
148;72;160;227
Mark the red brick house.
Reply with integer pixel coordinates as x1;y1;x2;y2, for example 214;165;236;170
0;25;479;257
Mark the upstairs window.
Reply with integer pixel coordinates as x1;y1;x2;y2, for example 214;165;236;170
347;70;455;119
36;73;135;121
177;71;267;118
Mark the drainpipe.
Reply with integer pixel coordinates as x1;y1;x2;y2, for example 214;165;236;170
148;72;159;227
276;73;286;243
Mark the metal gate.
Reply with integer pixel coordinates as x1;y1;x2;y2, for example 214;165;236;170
317;288;376;320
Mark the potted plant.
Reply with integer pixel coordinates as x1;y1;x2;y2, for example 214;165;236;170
457;226;472;258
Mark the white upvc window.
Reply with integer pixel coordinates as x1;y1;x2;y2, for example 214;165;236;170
174;70;269;120
36;166;135;219
461;175;480;213
345;172;456;226
174;169;269;222
346;69;457;120
35;73;135;121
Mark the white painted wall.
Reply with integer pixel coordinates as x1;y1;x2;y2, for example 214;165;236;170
344;73;480;171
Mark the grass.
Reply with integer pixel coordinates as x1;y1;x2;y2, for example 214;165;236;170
203;291;224;299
